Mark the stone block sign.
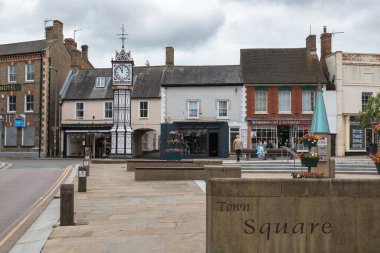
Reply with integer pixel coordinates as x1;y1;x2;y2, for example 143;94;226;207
206;178;380;253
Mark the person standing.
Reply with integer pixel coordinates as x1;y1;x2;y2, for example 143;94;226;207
233;135;243;162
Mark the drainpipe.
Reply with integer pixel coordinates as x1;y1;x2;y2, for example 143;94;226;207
38;52;43;158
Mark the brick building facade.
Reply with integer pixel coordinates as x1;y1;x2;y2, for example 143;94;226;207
242;34;327;151
0;20;92;157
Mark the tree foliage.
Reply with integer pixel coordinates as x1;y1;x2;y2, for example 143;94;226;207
357;93;380;128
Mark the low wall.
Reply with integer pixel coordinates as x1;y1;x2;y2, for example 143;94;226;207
135;165;241;181
207;178;380;253
127;159;222;171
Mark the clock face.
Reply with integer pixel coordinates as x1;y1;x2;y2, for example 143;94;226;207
113;64;131;82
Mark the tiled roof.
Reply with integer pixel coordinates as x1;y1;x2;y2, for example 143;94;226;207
0;39;53;56
62;66;164;100
240;48;327;84
161;65;243;86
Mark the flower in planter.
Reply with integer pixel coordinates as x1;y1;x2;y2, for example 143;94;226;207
373;124;380;133
302;134;322;145
369;153;380;163
300;152;320;160
165;148;183;153
291;171;326;178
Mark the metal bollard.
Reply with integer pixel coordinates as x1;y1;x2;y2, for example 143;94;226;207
83;159;90;176
78;166;87;192
60;184;74;226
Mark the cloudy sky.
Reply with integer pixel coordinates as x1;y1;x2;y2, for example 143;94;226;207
1;0;379;68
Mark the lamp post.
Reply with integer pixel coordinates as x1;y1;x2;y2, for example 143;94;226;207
48;66;58;157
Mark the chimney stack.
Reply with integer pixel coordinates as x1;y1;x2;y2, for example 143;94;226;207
45;20;64;41
166;47;174;68
64;38;76;52
320;26;332;59
306;34;317;53
81;45;88;61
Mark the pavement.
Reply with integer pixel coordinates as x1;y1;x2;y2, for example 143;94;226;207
8;160;380;253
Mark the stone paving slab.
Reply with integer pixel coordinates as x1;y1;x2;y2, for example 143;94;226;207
41;163;206;253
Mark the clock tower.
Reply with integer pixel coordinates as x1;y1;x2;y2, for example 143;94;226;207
110;24;134;158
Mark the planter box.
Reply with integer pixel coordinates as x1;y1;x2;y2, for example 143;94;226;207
164;152;182;160
301;157;319;167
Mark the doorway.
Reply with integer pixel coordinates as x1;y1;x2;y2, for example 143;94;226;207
277;126;290;147
209;132;219;157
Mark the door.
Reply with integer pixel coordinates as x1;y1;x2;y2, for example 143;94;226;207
277;126;290;148
209;132;219;157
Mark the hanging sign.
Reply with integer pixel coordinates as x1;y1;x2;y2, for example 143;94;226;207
15;114;26;128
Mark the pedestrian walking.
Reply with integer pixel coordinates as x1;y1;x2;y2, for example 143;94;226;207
233;135;243;162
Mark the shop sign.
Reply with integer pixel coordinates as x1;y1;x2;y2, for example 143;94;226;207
15;114;26;128
251;120;311;125
0;84;21;92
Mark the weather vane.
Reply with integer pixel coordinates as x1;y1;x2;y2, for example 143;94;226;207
117;24;128;49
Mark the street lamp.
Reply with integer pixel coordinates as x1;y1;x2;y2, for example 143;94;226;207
48;66;58;157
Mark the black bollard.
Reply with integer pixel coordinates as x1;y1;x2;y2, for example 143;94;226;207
83;159;90;176
60;184;74;226
78;166;87;192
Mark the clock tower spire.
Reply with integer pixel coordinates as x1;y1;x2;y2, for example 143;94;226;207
110;24;134;158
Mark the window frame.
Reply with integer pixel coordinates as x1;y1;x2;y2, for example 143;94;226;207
7;95;16;113
217;99;229;119
139;100;149;119
8;65;16;83
75;102;84;119
255;90;268;113
25;94;34;112
188;100;200;119
95;77;106;88
25;63;35;82
302;90;315;113
278;90;292;113
361;92;373;111
104;101;113;119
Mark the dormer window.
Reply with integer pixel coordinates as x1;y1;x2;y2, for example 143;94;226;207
95;77;106;88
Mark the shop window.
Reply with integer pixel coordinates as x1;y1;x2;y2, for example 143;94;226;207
278;90;291;113
302;90;315;113
139;101;148;118
22;126;35;146
7;95;16;112
255;90;267;113
8;65;16;82
25;94;34;112
25;63;34;82
251;126;277;149
182;129;207;155
76;102;84;119
104;102;112;119
361;92;373;111
188;101;199;118
4;126;17;146
217;100;228;118
291;125;310;151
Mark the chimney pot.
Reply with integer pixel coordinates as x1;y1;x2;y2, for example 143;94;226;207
81;45;88;61
323;26;327;33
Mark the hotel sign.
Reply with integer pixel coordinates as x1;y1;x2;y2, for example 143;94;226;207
251;120;311;125
0;84;21;92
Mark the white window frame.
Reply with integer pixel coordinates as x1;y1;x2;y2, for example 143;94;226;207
104;101;113;119
362;92;373;111
24;94;34;112
217;100;229;119
25;63;35;82
7;95;16;113
255;90;268;113
139;100;149;119
75;102;84;119
188;100;200;119
278;90;291;113
95;77;106;88
302;90;315;113
8;65;16;83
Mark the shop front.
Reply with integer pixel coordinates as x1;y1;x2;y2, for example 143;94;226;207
249;119;312;151
61;124;112;158
160;122;229;159
346;116;375;155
